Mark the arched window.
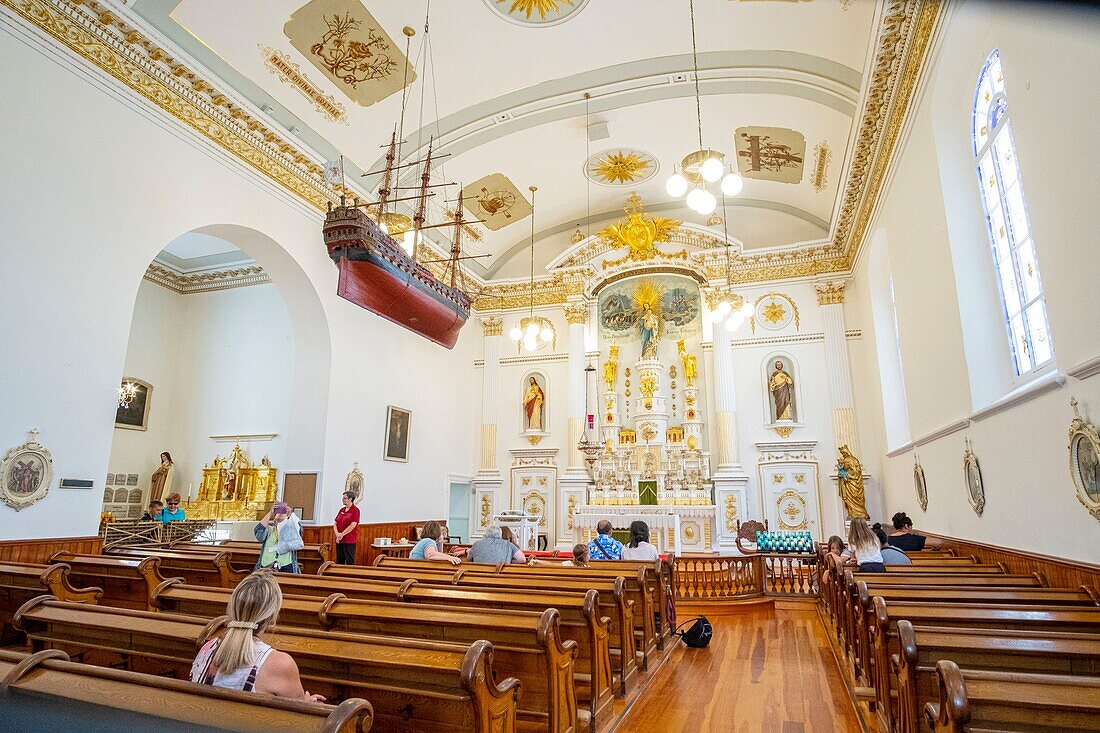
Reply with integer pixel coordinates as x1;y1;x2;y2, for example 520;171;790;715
973;49;1052;376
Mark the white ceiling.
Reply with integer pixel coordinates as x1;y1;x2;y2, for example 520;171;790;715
142;0;881;278
161;231;241;260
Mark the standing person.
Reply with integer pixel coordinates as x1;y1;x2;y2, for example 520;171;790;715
844;518;885;573
150;451;174;503
409;520;460;565
254;502;304;573
887;512;942;551
333;491;360;565
467;525;526;564
587;520;623;561
621;520;660;561
158;493;186;523
191;571;322;700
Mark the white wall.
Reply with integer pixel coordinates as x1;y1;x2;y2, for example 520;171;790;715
0;29;477;540
851;1;1100;562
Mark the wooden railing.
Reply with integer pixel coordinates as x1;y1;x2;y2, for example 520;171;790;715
100;520;215;551
674;552;820;601
924;532;1100;593
0;535;103;564
761;553;818;596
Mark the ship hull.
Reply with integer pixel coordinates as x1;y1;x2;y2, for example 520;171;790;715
334;249;467;349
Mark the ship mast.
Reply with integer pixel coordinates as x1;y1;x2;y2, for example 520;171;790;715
410;138;434;264
447;190;468;291
376;130;398;219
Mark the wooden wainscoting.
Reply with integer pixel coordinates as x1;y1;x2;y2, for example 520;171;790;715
924;532;1100;592
302;520;445;566
0;535;103;564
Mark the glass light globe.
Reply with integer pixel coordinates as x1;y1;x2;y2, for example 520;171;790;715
708;309;724;323
686;187;707;213
700;156;724;183
509;326;523;341
721;171;744;196
696;189;717;215
523;334;538;351
725;312;746;331
715;300;732;317
666;172;689;198
525;322;539;337
740;301;755;317
540;326;553;342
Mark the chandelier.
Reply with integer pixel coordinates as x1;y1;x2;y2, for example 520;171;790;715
118;381;138;409
665;0;743;215
509;186;556;351
708;195;754;331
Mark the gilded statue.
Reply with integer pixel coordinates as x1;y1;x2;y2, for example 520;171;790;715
677;340;697;387
836;445;870;519
603;345;619;392
769;359;796;421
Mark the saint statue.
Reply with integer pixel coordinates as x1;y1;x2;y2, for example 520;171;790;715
603;345;619;392
836;445;870;519
523;376;545;432
150;451;174;502
769;359;796;421
677;340;698;387
640;304;661;359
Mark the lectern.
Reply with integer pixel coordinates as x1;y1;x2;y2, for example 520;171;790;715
495;510;540;552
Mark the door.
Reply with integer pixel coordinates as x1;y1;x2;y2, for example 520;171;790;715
447;480;471;543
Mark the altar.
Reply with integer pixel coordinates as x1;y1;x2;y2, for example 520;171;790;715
183;443;278;521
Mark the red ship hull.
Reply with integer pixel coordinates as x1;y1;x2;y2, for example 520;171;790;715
336;256;467;349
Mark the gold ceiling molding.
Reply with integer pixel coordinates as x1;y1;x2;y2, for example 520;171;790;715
472;272;586;311
144;263;271;294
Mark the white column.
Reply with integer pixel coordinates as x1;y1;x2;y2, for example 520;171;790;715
559;299;591;549
472;315;504;538
816;282;859;454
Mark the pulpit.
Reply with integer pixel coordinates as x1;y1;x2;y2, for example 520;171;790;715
186;443;278;521
496;510;540;552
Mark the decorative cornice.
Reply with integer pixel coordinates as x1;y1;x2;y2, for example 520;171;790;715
144;262;270;294
480;316;503;336
563;303;588;325
815;281;846;305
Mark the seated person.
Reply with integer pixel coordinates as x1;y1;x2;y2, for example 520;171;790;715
410;520;461;565
621;520;660;561
842;518;885;573
873;523;911;565
587;520;623;561
253;502;304;573
158;493;186;522
141;500;164;521
467;525;526;564
529;543;590;567
887;512;942;551
191;571;323;700
820;535;849;584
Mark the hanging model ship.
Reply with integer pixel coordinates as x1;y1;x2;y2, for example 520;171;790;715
322;134;474;349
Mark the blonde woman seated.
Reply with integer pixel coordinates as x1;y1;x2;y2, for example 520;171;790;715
191;571;322;700
409;520;461;565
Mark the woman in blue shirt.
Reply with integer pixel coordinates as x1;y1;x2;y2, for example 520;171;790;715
157;493;186;522
409;521;460;564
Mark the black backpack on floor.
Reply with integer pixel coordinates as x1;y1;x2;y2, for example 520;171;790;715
674;616;713;648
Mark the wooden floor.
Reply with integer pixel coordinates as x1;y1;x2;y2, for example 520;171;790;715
615;604;860;733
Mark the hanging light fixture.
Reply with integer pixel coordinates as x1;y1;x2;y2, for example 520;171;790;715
117;381;138;409
510;186;556;352
709;192;755;332
666;0;743;216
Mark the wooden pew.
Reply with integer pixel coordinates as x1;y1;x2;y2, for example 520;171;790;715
106;547;247;588
13;597;521;733
151;580;583;733
925;660;1100;732
0;562;101;643
270;573;636;699
172;540;332;574
0;648;374;732
50;552;164;611
894;621;1100;733
868;597;1100;733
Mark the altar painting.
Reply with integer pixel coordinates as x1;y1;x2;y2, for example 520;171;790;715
598;275;701;347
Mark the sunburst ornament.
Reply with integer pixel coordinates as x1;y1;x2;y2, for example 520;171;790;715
502;0;571;20
761;301;787;325
486;0;589;26
585;148;658;187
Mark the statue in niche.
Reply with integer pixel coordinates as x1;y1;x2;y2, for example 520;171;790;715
149;451;175;503
523;375;546;432
768;357;797;422
678;340;697;387
836;445;870;519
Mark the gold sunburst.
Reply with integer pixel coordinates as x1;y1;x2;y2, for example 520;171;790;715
500;0;574;20
762;301;787;324
590;150;652;184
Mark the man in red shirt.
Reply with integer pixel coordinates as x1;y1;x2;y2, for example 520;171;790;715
333;491;360;564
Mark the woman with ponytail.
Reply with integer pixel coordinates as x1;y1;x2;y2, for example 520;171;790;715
190;571;322;700
887;511;942;551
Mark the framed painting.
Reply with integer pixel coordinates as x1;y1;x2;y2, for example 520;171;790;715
963;438;985;517
1068;397;1100;521
384;406;411;463
913;455;928;512
115;378;152;430
0;430;53;511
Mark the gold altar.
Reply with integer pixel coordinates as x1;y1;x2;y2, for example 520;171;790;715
185;443;277;521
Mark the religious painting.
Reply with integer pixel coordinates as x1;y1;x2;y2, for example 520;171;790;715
461;173;532;231
752;293;799;333
345;462;364;502
384;406;411;462
764;354;798;424
522;373;548;434
115;378;152;431
1068;397;1100;521
914;455;928;512
734;126;806;184
284;0;414;108
598;275;701;353
963;438;985;517
0;430;53;511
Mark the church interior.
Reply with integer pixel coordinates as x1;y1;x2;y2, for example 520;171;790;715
1;0;1099;730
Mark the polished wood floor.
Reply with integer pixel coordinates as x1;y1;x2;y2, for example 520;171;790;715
616;604;860;733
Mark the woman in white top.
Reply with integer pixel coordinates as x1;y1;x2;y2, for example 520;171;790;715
621;520;660;561
843;518;885;573
191;571;323;700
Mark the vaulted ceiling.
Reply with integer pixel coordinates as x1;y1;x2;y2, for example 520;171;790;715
128;0;887;281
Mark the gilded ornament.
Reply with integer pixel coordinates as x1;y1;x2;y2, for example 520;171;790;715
724;493;738;532
563;302;588;324
481;316;503;336
567;494;578;530
496;0;574;21
1067;398;1100;521
586;149;655;185
677;340;698;387
837;444;870;520
810;140;831;193
598;194;682;267
571;228;585;244
640;374;657;399
815;282;846;305
480;494;491;527
774;426;794;438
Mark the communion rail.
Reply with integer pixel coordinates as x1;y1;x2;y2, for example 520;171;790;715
674;552;818;601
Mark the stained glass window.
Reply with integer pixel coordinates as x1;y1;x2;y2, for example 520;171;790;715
972;50;1052;376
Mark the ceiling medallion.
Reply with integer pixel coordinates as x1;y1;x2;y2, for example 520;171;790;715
484;0;591;27
584;149;658;187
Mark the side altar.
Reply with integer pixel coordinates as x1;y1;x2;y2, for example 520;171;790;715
184;443;278;521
